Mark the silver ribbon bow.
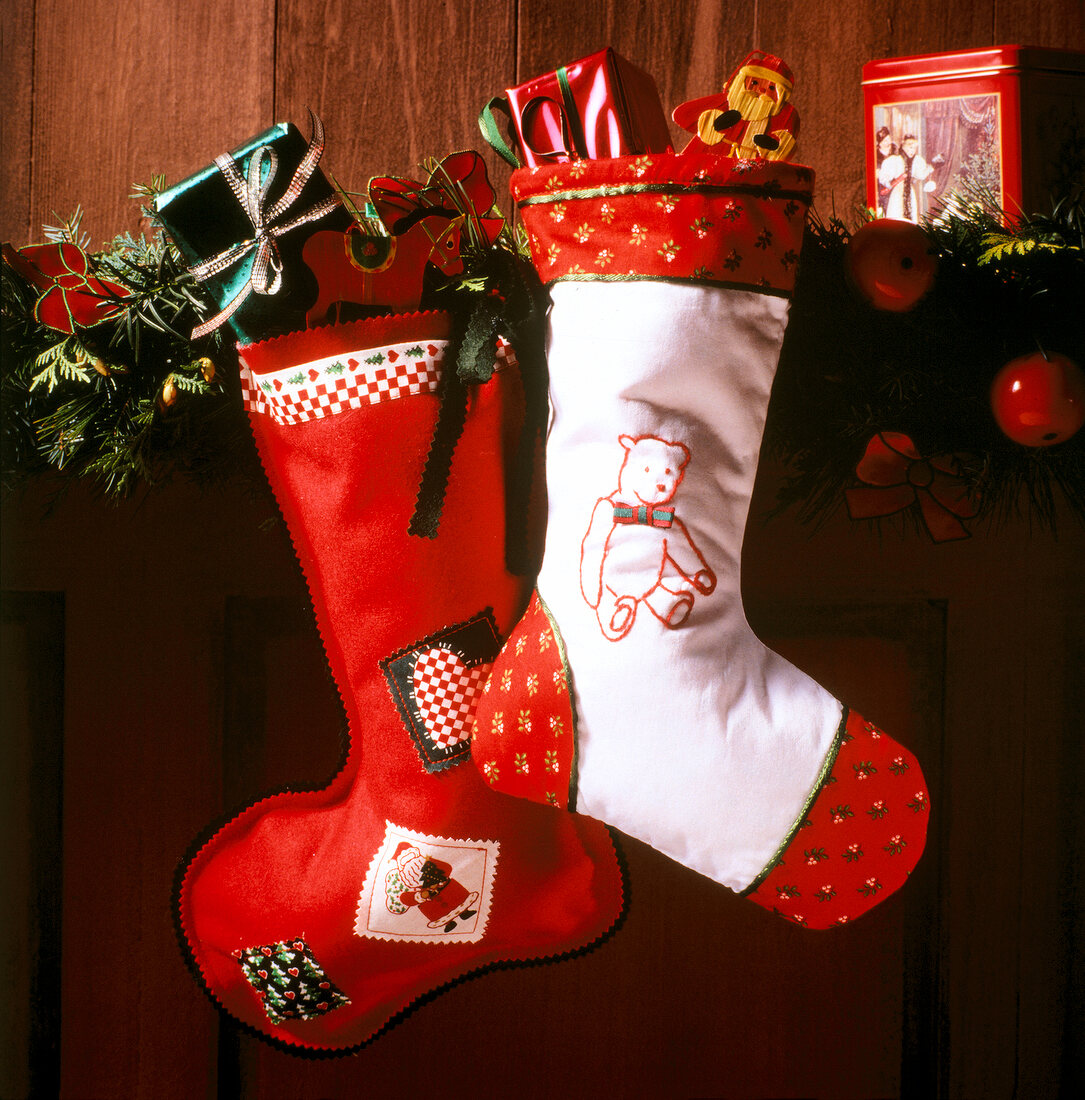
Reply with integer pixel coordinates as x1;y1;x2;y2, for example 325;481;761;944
189;110;341;339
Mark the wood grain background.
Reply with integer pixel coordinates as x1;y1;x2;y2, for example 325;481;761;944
3;2;1085;1098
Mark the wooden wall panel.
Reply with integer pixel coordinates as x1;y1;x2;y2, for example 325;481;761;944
0;593;64;1100
220;595;344;810
515;0;757;162
1015;595;1085;1096
516;1;1084;215
275;0;517;192
994;0;1085;43
19;0;276;249
1;0;36;244
743;457;1085;1100
2;478;308;1100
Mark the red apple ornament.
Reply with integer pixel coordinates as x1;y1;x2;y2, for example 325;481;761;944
846;219;938;312
990;351;1085;446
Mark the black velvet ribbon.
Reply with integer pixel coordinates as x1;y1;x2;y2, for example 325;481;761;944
407;251;548;577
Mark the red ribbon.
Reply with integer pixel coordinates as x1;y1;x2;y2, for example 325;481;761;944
845;431;979;542
3;241;131;334
369;151;504;254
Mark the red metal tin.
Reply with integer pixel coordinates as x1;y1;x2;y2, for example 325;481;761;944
862;45;1084;221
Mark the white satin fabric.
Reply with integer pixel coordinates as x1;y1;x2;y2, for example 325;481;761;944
538;280;843;890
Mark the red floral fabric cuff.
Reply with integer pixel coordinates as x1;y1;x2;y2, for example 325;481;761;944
512;151;814;293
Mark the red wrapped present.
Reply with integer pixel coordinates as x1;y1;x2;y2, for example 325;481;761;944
481;48;673;167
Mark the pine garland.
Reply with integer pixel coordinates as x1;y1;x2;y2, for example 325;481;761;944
1;193;254;496
770;194;1085;533
1;173;545;501
3;173;1083;535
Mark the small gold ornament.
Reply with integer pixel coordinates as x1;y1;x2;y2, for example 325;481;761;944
198;356;215;382
159;377;179;408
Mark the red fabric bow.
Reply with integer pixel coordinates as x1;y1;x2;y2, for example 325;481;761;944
3;242;131;334
369;151;504;255
845;431;979;542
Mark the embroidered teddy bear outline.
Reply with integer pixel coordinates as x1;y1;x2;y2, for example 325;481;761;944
579;434;716;640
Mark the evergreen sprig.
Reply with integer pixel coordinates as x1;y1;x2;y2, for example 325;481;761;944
770;193;1085;534
2;196;255;497
4;173;1083;539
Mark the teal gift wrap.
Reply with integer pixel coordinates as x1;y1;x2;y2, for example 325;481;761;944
155;118;351;342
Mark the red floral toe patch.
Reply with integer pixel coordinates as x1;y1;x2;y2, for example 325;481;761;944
744;709;929;928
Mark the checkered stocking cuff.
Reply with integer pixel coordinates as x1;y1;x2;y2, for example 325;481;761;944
240;338;517;426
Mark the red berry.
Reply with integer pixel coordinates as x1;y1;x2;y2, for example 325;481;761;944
846;219;937;312
990;352;1085;446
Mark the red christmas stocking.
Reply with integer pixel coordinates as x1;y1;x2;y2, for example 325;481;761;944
177;311;623;1051
472;153;930;928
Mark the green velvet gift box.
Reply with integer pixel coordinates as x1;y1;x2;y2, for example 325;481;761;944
154;121;351;342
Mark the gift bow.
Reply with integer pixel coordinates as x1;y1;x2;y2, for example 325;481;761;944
188;111;341;339
2;241;131;334
369;151;503;254
845;431;979;542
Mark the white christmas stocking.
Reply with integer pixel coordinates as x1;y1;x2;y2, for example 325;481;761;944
471;152;930;928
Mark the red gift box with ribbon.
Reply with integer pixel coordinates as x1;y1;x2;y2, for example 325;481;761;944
484;48;673;167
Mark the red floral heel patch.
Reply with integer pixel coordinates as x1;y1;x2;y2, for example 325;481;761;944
744;709;930;928
472;591;578;808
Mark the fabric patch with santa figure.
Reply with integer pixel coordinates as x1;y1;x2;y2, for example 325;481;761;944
354;822;499;943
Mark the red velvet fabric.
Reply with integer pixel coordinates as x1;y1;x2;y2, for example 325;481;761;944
177;312;623;1051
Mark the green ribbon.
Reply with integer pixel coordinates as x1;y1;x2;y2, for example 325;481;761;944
478;65;588;169
555;65;588;159
407;249;548;575
478;96;522;168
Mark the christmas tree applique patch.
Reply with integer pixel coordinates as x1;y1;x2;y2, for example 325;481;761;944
381;610;501;772
234;938;350;1024
354;822;499;944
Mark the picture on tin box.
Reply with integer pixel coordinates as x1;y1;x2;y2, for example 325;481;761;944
873;94;1001;221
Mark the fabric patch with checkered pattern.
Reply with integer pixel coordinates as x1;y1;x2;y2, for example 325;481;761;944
412;649;490;750
381;610;502;772
239;338;516;425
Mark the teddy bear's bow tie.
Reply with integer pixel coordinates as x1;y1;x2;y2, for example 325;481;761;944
612;502;675;528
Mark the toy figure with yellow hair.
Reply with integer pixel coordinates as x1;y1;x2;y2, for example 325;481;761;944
673;49;799;161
